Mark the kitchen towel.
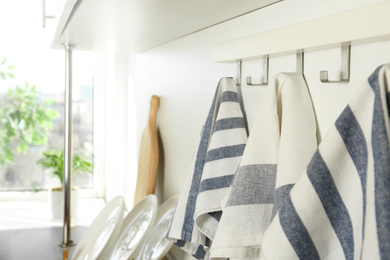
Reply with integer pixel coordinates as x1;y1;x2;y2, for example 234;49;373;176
261;64;390;259
167;77;248;259
210;73;318;259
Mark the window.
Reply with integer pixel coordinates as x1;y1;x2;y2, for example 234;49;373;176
0;1;97;196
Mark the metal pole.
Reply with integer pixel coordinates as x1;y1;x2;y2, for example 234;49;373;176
61;44;74;247
42;0;46;28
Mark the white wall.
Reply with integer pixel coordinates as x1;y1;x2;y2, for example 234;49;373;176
95;52;138;209
129;0;390;258
103;53;128;204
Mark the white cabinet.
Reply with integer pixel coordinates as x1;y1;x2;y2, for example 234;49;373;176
51;0;282;52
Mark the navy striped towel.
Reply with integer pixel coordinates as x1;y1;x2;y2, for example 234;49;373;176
167;77;248;259
261;64;390;259
210;73;318;259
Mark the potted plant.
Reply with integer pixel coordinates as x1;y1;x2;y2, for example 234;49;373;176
0;57;59;165
37;149;93;218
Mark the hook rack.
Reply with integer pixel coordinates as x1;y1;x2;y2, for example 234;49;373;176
245;56;269;86
239;52;304;86
215;2;390;85
320;44;351;83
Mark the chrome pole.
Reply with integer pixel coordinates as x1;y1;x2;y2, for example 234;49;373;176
42;0;46;28
61;44;74;247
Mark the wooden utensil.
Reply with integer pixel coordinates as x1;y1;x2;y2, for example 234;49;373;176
134;95;160;205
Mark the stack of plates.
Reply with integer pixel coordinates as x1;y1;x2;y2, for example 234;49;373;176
71;194;179;260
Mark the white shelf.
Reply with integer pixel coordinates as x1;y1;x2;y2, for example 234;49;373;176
51;0;282;53
213;1;390;62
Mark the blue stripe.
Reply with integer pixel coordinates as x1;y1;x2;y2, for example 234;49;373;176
368;65;390;259
222;91;239;102
209;211;222;221
307;150;354;260
205;144;245;163
226;164;277;207
181;81;222;240
205;236;211;247
175;240;185;247
279;192;320;259
272;184;294;220
199;175;234;192
335;105;368;243
214;117;246;132
193;245;207;259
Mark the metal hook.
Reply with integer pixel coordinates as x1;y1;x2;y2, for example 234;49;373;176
236;60;242;87
296;50;304;75
320;44;351;83
246;56;269;86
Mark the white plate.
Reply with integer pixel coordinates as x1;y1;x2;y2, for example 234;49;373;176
72;196;125;260
110;194;158;260
137;195;179;260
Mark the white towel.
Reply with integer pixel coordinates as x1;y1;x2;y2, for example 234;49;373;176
210;73;318;259
167;77;248;259
261;64;390;259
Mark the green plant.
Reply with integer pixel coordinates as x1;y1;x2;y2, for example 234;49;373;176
0;57;15;80
37;149;93;185
0;57;59;165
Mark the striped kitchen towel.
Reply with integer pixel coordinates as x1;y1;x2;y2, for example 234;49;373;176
167;77;248;259
261;64;390;259
210;73;318;259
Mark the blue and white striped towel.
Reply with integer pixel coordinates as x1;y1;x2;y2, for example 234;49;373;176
210;73;318;259
167;77;248;259
261;64;390;259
